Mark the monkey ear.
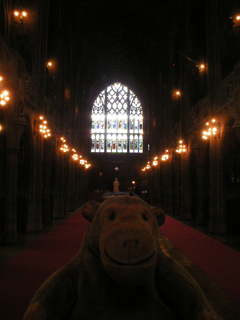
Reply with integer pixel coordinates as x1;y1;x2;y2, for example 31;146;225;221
151;207;165;226
81;201;101;222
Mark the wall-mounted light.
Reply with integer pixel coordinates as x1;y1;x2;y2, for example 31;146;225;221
14;10;27;24
0;90;10;106
60;144;69;152
172;90;181;100
37;115;52;139
0;124;3;132
232;14;240;28
176;140;187;153
152;156;158;166
202;118;219;140
0;76;10;107
198;63;205;73
161;150;169;161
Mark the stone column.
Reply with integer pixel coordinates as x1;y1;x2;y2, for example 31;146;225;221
42;143;54;224
196;148;207;226
180;152;191;220
209;137;226;233
34;134;44;231
26;153;37;232
173;157;181;216
4;148;19;244
53;151;65;218
164;150;174;213
67;159;75;212
3;115;27;244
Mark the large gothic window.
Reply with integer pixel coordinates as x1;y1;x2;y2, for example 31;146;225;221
91;83;143;153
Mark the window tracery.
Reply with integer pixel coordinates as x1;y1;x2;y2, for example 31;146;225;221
91;83;143;153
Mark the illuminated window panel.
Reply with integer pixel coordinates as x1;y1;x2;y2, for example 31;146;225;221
100;134;105;152
107;134;112;152
91;134;95;152
139;135;143;153
91;83;143;153
96;134;100;152
130;134;134;153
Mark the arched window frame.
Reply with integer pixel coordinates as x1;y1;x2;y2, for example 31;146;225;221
91;83;143;153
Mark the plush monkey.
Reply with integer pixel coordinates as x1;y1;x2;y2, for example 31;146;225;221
23;196;214;320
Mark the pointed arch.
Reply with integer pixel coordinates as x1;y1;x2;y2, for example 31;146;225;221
91;82;143;153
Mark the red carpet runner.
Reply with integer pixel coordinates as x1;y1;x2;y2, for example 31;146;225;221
0;210;89;320
0;211;239;320
159;215;240;304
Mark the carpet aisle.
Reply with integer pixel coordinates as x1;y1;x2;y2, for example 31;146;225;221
159;215;240;304
0;210;239;320
0;210;89;320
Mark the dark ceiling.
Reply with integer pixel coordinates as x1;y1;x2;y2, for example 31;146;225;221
47;0;240;113
69;0;177;104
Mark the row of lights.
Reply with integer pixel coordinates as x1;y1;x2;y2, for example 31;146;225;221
59;137;91;169
0;75;91;169
142;149;170;171
145;116;219;171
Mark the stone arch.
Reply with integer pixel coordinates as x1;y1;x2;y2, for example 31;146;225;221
91;82;143;154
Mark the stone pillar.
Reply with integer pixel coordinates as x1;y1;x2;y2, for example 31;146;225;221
209;137;226;233
67;159;75;212
196;149;207;226
173;157;181;216
164;150;174;213
34;134;44;231
53;152;65;218
26;153;37;232
78;165;85;206
4;149;19;244
42;143;53;224
196;163;207;226
3;116;27;244
180;152;191;220
72;162;80;209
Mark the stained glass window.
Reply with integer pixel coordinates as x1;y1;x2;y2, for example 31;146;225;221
91;83;143;153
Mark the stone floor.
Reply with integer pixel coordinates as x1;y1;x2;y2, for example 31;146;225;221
0;210;240;319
